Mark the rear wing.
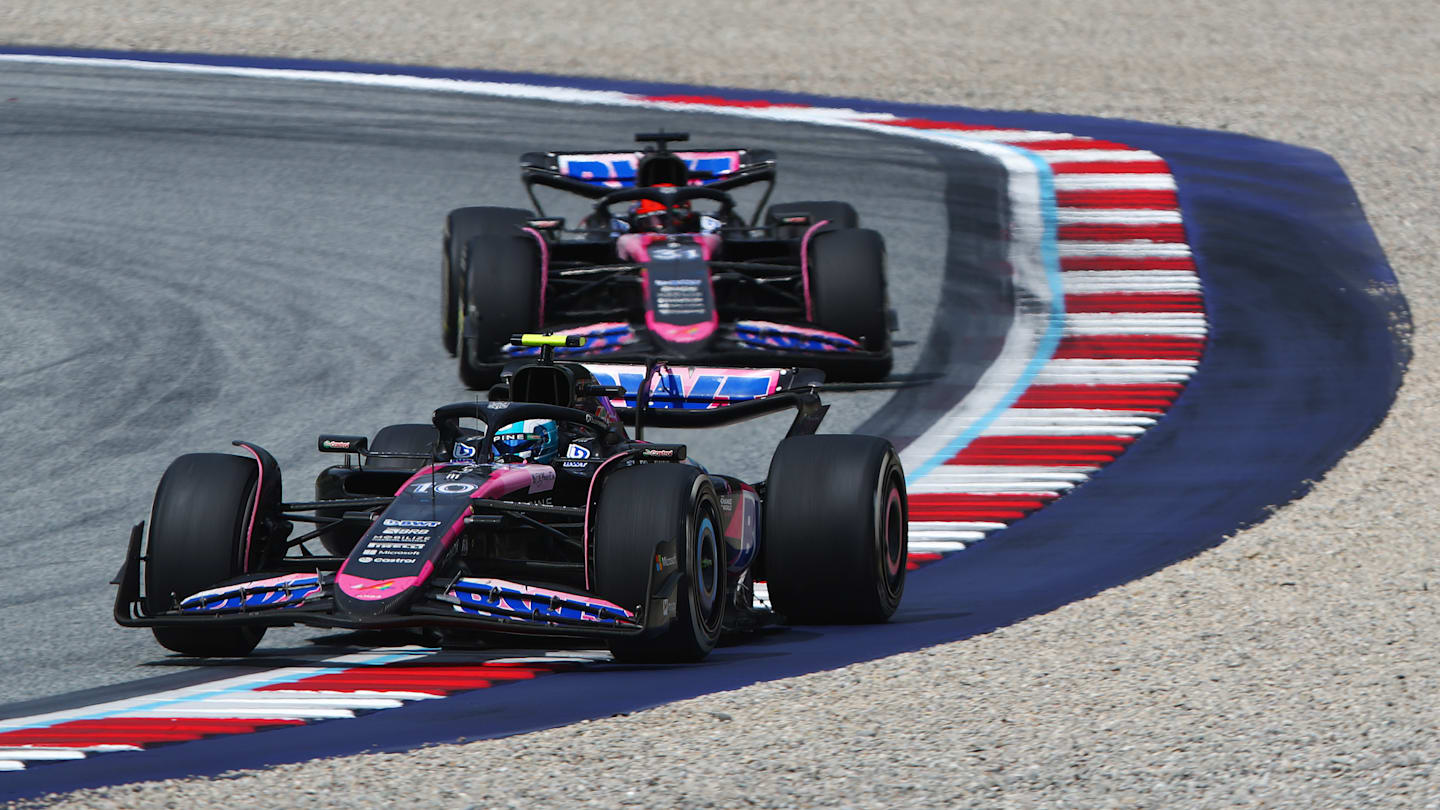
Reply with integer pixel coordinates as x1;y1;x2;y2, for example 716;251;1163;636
519;148;777;216
582;362;828;437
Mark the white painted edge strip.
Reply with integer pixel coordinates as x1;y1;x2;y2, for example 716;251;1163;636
1055;209;1182;224
1053;174;1178;191
1034;149;1163;162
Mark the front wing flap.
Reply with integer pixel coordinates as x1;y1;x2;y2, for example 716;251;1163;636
113;524;648;639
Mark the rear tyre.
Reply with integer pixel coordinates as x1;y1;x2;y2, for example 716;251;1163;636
443;207;533;355
766;200;859;239
762;434;907;624
458;232;542;389
808;227;892;380
596;464;725;663
145;453;268;657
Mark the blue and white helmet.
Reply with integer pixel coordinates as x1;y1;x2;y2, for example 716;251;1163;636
492;419;560;464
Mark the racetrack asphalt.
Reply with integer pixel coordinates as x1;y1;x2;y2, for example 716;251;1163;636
0;61;992;707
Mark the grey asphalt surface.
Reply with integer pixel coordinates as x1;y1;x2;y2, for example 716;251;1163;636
0;62;958;706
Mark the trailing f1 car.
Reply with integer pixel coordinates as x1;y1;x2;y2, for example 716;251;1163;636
114;335;909;663
443;131;894;389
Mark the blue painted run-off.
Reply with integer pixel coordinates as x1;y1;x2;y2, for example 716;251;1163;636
0;49;1410;800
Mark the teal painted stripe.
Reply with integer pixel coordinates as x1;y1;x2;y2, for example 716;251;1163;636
906;145;1064;485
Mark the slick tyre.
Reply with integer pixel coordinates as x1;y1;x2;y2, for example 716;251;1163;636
443;207;533;355
595;464;725;663
766;200;859;239
457;232;542;389
808;227;893;380
145;453;267;657
763;434;907;624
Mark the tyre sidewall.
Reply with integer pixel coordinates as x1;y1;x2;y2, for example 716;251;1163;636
596;464;725;662
762;434;907;623
808;228;889;350
444;207;533;354
459;232;542;389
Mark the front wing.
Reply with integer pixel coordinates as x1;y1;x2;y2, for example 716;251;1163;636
113;524;659;640
491;320;891;378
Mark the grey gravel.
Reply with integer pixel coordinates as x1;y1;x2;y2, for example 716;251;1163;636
3;1;1437;808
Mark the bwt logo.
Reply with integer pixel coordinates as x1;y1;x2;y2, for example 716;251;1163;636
589;368;778;409
559;153;741;184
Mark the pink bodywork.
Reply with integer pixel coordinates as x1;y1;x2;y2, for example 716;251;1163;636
233;443;266;573
618;233;722;344
336;464;557;601
799;219;831;321
521;226;549;327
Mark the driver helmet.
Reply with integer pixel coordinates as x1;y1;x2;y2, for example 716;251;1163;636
492;419;560;464
630;184;693;232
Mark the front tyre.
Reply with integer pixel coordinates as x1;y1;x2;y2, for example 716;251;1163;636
145;453;268;656
762;434;907;624
457;232;542;389
808;227;892;381
443;206;533;355
595;464;725;663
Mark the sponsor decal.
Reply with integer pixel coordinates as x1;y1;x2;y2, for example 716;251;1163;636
566;444;592;459
587;365;781;409
322;439;356;450
640;444;686;460
557;151;741;187
650;246;702;261
383;519;443;528
452;442;478;460
357;579;399;591
528;466;557;493
562;460;589;469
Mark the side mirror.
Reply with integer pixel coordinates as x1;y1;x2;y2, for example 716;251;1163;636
318;435;368;454
638;444;687;462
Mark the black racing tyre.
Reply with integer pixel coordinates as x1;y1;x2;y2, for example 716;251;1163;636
808;227;893;381
443;207;533;355
145;453;267;657
457;232;542;389
762;434;907;624
595;464;725;663
809;227;889;348
766;200;859;239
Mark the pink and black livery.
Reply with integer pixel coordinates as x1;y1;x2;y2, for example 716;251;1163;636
114;337;909;664
443;132;894;391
